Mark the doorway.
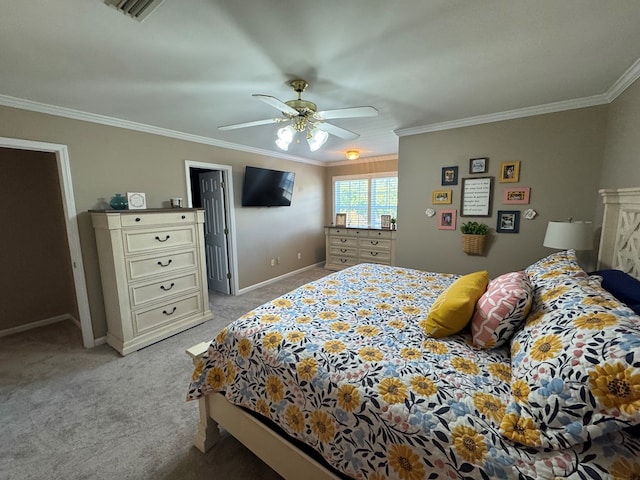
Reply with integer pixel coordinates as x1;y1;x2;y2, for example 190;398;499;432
0;136;94;347
184;160;239;295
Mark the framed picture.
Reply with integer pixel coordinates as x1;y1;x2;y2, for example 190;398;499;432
461;177;493;217
335;213;347;227
127;192;146;209
381;214;391;229
432;189;452;204
437;209;457;230
469;157;488;174
441;166;458;186
503;187;531;204
496;210;520;233
499;161;520;183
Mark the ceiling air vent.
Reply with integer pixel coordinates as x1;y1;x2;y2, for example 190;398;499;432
104;0;165;22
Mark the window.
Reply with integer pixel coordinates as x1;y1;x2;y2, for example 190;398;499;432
333;173;398;228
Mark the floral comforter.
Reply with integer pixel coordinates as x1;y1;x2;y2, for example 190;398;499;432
187;263;640;479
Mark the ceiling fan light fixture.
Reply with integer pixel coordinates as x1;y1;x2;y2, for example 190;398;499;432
346;150;360;160
275;125;295;150
307;129;328;152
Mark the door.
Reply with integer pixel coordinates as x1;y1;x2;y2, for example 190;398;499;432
199;170;231;294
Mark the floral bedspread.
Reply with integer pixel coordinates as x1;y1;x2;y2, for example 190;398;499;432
187;263;640;480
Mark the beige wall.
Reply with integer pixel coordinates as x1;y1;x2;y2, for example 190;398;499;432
324;158;398;225
0;148;77;329
396;106;608;278
600;78;640;189
0;106;326;339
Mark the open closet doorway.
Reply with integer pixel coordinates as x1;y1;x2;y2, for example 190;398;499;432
0;136;94;347
185;160;239;296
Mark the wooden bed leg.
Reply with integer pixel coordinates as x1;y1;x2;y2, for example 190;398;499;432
194;396;220;452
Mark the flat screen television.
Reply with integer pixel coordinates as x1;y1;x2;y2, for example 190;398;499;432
241;166;296;207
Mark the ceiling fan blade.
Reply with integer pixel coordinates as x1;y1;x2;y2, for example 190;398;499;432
316;122;360;140
317;106;378;120
253;94;299;116
218;118;280;131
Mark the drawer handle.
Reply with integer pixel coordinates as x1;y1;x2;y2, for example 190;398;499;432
340;238;348;243
370;240;379;245
135;217;141;222
340;248;347;253
155;235;171;242
370;251;379;256
340;258;347;263
181;215;186;219
157;259;173;267
162;307;177;316
160;282;175;291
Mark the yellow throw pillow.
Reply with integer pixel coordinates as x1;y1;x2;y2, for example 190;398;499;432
420;271;489;338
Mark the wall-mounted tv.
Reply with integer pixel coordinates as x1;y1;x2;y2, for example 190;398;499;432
241;166;296;207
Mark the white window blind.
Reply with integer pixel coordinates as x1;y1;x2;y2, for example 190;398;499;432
333;173;397;228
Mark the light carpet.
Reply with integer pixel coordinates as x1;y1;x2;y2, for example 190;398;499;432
0;266;330;480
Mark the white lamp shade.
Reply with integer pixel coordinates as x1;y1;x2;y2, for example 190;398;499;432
543;221;593;250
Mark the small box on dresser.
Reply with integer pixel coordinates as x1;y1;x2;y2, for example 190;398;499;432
91;208;212;355
324;227;396;271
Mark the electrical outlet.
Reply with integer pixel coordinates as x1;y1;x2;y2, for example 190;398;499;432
297;252;301;260
270;258;275;266
276;257;280;265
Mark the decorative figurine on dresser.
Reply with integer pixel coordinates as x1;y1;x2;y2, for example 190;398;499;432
91;208;211;355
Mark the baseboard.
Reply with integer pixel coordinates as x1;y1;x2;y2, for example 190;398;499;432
0;314;77;338
94;336;107;346
237;262;325;295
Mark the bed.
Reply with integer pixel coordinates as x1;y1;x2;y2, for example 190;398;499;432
186;187;640;480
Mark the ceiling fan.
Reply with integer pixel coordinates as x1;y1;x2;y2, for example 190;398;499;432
218;79;378;151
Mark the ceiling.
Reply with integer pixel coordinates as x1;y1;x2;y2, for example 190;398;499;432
2;1;640;164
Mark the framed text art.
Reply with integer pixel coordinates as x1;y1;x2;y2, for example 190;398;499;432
438;209;456;230
461;177;493;217
441;166;458;186
432;189;452;204
503;187;530;204
127;192;146;209
496;210;520;233
381;215;391;229
499;161;520;183
469;157;488;174
335;213;347;227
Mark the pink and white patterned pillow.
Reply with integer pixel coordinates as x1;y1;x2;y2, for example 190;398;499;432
471;271;533;349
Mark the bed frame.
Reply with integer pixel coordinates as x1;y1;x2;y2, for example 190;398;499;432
187;186;640;480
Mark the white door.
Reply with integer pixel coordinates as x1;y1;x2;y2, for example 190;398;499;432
199;171;231;294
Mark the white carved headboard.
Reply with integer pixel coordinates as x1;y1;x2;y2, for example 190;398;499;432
597;187;640;279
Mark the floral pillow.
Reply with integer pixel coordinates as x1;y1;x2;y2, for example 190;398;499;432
524;249;589;289
501;277;640;449
471;271;532;349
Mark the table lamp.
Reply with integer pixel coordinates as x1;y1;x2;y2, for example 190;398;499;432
543;219;593;250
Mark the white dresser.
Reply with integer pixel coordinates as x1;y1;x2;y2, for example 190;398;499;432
324;227;397;271
91;209;211;355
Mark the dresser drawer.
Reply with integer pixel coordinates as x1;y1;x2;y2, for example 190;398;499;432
359;249;391;262
330;236;358;247
327;228;350;236
358;238;392;250
367;230;393;239
126;249;197;282
133;293;202;335
329;256;358;268
129;271;199;307
120;211;196;227
329;246;357;257
123;226;196;255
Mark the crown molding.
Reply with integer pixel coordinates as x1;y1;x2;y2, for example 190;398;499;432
605;57;640;102
394;94;609;137
326;154;398;167
0;94;326;167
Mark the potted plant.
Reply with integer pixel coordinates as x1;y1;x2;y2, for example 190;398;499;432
460;221;489;255
390;217;397;230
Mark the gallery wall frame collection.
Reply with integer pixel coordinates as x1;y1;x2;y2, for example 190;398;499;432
432;157;531;235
